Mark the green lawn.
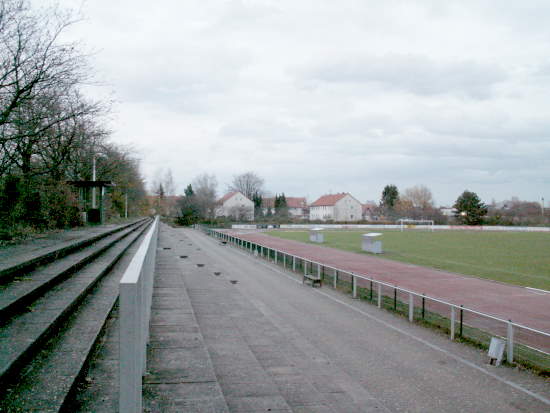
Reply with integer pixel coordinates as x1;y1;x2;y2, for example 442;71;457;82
266;230;550;290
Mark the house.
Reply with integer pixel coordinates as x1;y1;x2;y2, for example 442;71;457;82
287;197;308;218
262;196;308;218
309;193;362;221
215;191;254;221
261;197;275;216
361;201;378;221
439;207;456;217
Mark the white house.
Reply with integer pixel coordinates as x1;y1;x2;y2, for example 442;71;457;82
215;191;254;221
309;193;362;221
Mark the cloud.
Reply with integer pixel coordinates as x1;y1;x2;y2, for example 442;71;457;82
300;54;507;99
54;0;550;206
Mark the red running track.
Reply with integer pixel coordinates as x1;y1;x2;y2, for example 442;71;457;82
228;231;550;352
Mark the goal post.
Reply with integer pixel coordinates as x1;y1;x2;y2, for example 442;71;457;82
398;219;435;232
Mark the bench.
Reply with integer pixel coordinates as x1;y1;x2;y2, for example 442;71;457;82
303;273;322;287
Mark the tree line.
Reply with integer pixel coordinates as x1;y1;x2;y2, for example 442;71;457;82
0;1;147;240
162;170;547;227
378;184;547;226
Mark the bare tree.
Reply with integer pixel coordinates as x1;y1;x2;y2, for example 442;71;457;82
228;171;264;200
192;173;217;219
402;185;434;209
163;169;175;196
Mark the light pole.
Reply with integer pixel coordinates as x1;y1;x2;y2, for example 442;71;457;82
92;155;97;209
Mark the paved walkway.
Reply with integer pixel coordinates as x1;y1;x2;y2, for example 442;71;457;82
146;225;549;412
226;231;550;336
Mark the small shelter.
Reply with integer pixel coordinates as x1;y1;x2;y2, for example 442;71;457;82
362;233;382;254
309;228;324;243
67;180;115;224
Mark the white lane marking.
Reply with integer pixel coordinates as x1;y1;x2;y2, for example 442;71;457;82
526;287;550;295
218;240;550;406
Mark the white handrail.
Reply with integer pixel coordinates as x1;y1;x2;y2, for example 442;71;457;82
119;216;159;413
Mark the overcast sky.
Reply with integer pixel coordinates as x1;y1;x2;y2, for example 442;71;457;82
55;0;550;206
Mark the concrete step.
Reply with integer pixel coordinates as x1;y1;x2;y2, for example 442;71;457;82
0;220;151;396
0;218;149;283
0;223;150;413
0;221;147;322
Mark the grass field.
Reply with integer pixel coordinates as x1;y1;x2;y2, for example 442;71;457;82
266;230;550;290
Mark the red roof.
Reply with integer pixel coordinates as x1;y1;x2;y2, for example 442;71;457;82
218;191;238;204
262;197;275;208
262;196;306;209
362;203;376;214
286;197;307;208
311;193;348;207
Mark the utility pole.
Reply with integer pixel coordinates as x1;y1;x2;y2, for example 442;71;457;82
542;197;545;217
125;192;128;219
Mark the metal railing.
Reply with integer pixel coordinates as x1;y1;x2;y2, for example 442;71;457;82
119;216;159;413
206;228;550;372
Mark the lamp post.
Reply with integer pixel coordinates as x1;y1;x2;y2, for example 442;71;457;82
92;155;97;209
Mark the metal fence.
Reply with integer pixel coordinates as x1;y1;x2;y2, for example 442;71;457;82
119;216;159;413
206;228;550;373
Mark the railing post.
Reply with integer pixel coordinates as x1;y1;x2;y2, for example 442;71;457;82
422;295;425;319
352;274;357;298
275;250;277;264
370;280;373;301
459;305;464;337
333;269;338;289
317;263;321;280
507;320;514;363
283;254;286;268
304;260;307;275
377;283;382;308
450;306;456;340
409;293;414;322
292;256;295;271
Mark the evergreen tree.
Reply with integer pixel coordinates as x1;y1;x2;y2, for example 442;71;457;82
275;193;288;217
184;184;194;197
252;191;263;219
176;183;200;225
453;190;488;225
380;184;399;209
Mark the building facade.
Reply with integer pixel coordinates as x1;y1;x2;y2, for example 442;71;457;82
215;191;254;221
309;193;362;221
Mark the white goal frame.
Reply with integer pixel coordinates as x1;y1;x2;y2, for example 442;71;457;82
398;219;435;232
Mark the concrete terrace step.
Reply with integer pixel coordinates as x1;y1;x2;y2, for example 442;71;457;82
0;221;147;322
0;223;150;413
0;220;151;401
0;218;149;283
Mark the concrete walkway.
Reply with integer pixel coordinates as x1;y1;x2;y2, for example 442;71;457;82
146;225;549;413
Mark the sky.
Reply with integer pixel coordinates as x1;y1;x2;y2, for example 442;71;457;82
53;0;550;206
